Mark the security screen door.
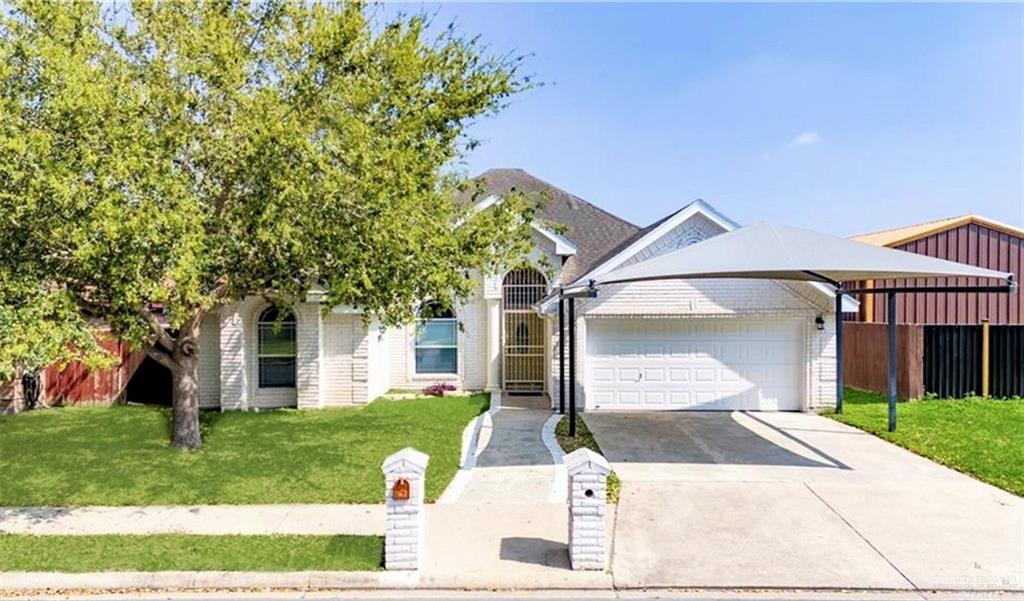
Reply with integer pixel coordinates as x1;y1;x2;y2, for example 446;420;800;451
502;268;547;394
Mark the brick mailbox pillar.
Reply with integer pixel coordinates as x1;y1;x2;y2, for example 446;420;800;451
381;447;429;571
564;448;612;571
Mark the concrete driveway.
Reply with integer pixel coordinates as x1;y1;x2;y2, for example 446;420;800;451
585;411;1023;592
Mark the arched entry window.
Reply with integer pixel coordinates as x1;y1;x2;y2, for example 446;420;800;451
502;267;547;394
258;306;296;388
415;301;458;374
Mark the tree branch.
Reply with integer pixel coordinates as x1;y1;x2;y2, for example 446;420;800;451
138;305;176;354
147;346;180;373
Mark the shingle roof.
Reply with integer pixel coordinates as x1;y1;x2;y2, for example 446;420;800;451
461;169;640;284
852;215;1024;247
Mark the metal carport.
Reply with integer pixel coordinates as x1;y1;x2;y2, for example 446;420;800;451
556;222;1015;435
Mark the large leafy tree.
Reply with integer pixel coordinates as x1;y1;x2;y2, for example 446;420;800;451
0;1;536;448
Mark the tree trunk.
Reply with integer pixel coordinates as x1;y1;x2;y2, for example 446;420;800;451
170;320;203;450
171;354;202;449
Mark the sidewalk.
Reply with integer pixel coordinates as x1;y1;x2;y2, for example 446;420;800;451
0;504;384;536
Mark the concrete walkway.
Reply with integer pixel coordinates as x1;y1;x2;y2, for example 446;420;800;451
453;406;560;504
0;504;384;536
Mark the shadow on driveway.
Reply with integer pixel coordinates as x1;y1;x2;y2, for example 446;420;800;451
583;411;848;470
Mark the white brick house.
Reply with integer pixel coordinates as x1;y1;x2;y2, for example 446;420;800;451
193;169;852;412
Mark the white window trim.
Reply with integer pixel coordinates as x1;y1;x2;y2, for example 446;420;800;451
256;310;297;390
412;315;459;378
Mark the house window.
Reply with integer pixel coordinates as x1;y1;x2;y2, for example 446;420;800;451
258;306;296;388
415;302;457;374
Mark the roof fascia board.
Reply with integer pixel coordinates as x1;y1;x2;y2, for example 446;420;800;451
474;193;576;256
887;216;1023;247
855;215;1024;248
533;224;577;256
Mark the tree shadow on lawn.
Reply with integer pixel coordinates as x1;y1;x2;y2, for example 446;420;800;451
0;396;486;506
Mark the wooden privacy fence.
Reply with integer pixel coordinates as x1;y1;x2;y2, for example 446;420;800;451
40;336;147;406
844;321;1024;399
842;322;924;400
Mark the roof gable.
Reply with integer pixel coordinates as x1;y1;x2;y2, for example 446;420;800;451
852;215;1024;247
542;199;859;313
567;199;739;285
461;169;640;284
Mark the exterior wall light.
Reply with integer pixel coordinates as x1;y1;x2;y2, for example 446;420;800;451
815;314;825;331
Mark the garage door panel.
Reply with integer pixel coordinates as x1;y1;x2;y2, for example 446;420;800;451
587;318;803;411
643;367;665;382
668;368;690;382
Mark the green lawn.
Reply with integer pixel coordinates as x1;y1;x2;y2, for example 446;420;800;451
0;394;489;506
0;534;382;572
556;415;621;503
825;388;1024;496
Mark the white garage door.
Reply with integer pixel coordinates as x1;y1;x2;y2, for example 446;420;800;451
587;318;803;411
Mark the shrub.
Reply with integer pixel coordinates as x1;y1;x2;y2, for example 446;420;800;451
422;382;457;397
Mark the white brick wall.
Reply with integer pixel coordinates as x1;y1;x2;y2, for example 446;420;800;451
215;296;324;410
218;299;251;410
549;279;838;412
295;303;320;409
384;288;488;393
366;321;390;402
321;313;354;406
352;321;370;404
197;310;221;409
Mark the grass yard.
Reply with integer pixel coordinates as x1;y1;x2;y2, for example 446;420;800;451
0;393;489;506
556;415;621;503
825;387;1024;496
0;534;382;572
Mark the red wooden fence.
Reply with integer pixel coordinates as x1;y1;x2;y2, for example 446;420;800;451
42;336;148;405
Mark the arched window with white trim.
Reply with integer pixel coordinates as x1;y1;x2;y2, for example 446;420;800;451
415;302;457;375
257;306;296;388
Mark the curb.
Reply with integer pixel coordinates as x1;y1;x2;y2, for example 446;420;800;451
541;413;568;503
0;570;419;592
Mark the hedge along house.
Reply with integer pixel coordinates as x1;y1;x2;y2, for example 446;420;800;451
188;169;859;413
843;216;1024;398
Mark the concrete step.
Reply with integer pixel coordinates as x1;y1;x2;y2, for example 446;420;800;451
502;395;551;410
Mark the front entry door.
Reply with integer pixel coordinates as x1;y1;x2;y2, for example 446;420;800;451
502;268;547;394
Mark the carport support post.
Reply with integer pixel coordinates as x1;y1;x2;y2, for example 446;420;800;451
568;297;577;437
559;293;566;415
887;291;897;433
835;290;844;414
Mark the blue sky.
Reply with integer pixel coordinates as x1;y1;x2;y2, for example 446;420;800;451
398;2;1023;236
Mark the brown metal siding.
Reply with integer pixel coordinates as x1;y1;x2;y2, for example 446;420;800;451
855;223;1023;325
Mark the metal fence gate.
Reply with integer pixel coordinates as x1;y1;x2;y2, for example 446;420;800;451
502;268;547;394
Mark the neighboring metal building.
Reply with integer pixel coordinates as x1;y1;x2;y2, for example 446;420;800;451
847;215;1024;399
850;215;1024;325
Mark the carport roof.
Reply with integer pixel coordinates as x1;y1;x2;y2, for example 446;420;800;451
589;222;1016;288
